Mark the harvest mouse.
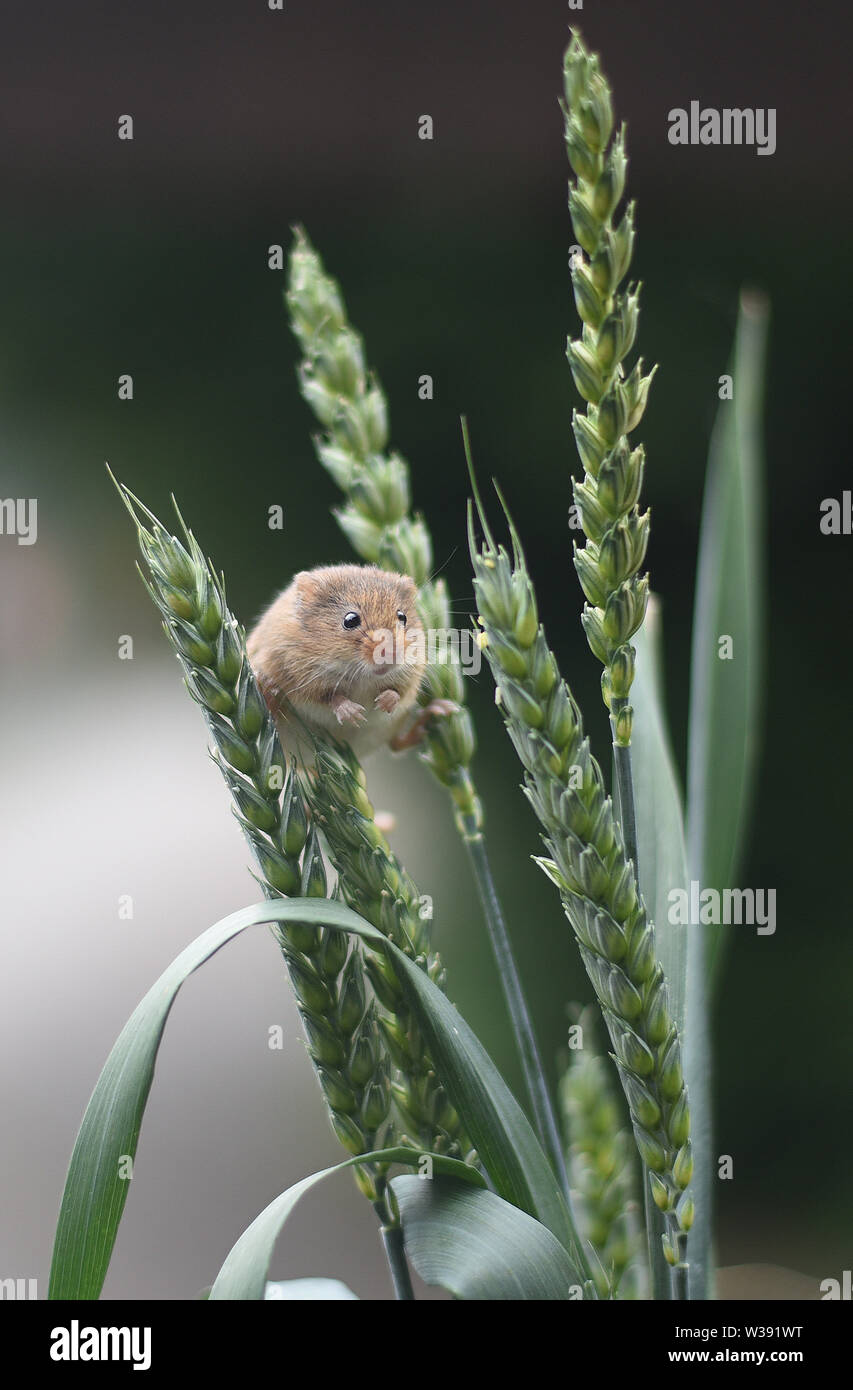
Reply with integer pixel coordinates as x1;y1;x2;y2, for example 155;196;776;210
246;563;457;762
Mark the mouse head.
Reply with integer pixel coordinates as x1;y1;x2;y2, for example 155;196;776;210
293;563;426;689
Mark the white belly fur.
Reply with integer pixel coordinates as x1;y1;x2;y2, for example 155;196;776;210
274;692;416;763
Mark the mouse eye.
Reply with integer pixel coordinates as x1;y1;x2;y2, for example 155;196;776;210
342;611;361;630
396;611;407;625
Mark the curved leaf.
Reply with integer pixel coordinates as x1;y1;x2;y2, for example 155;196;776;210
381;929;584;1267
49;902;276;1299
50;896;583;1299
286;902;585;1270
234;900;584;1266
209;1147;482;1301
392;1175;581;1299
49;898;383;1299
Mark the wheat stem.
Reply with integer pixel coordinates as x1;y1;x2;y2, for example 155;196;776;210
379;1220;415;1301
463;827;571;1201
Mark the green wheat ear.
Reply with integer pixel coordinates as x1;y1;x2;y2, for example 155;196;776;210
286;226;480;833
110;472;396;1205
469;496;693;1293
285;231;573;1189
302;738;471;1162
562;30;654;747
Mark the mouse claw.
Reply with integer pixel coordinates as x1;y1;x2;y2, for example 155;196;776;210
375;689;401;714
333;697;367;726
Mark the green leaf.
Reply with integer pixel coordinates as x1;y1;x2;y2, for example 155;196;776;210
687;290;769;980
291;901;586;1271
209;1148;483;1301
632;601;714;1299
50;896;583;1299
376;921;586;1270
258;902;585;1270
49;898;385;1299
681;290;767;1298
630;602;694;1298
631;603;688;1032
265;1279;358;1300
392;1175;582;1299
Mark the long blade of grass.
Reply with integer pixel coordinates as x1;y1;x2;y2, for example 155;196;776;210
391;1176;582;1299
687;290;769;981
632;605;712;1298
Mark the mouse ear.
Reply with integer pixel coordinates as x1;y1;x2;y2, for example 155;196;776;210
293;570;321;605
397;574;417;603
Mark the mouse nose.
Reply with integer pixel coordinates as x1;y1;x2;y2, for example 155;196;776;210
366;627;398;669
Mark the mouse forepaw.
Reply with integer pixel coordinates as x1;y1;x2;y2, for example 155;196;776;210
333;697;367;726
375;689;401;714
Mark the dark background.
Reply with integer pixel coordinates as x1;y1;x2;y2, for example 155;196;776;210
1;0;850;1296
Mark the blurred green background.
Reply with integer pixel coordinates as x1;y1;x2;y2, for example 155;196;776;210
1;0;850;1296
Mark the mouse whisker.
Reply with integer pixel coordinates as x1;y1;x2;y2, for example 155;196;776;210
422;547;459;588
